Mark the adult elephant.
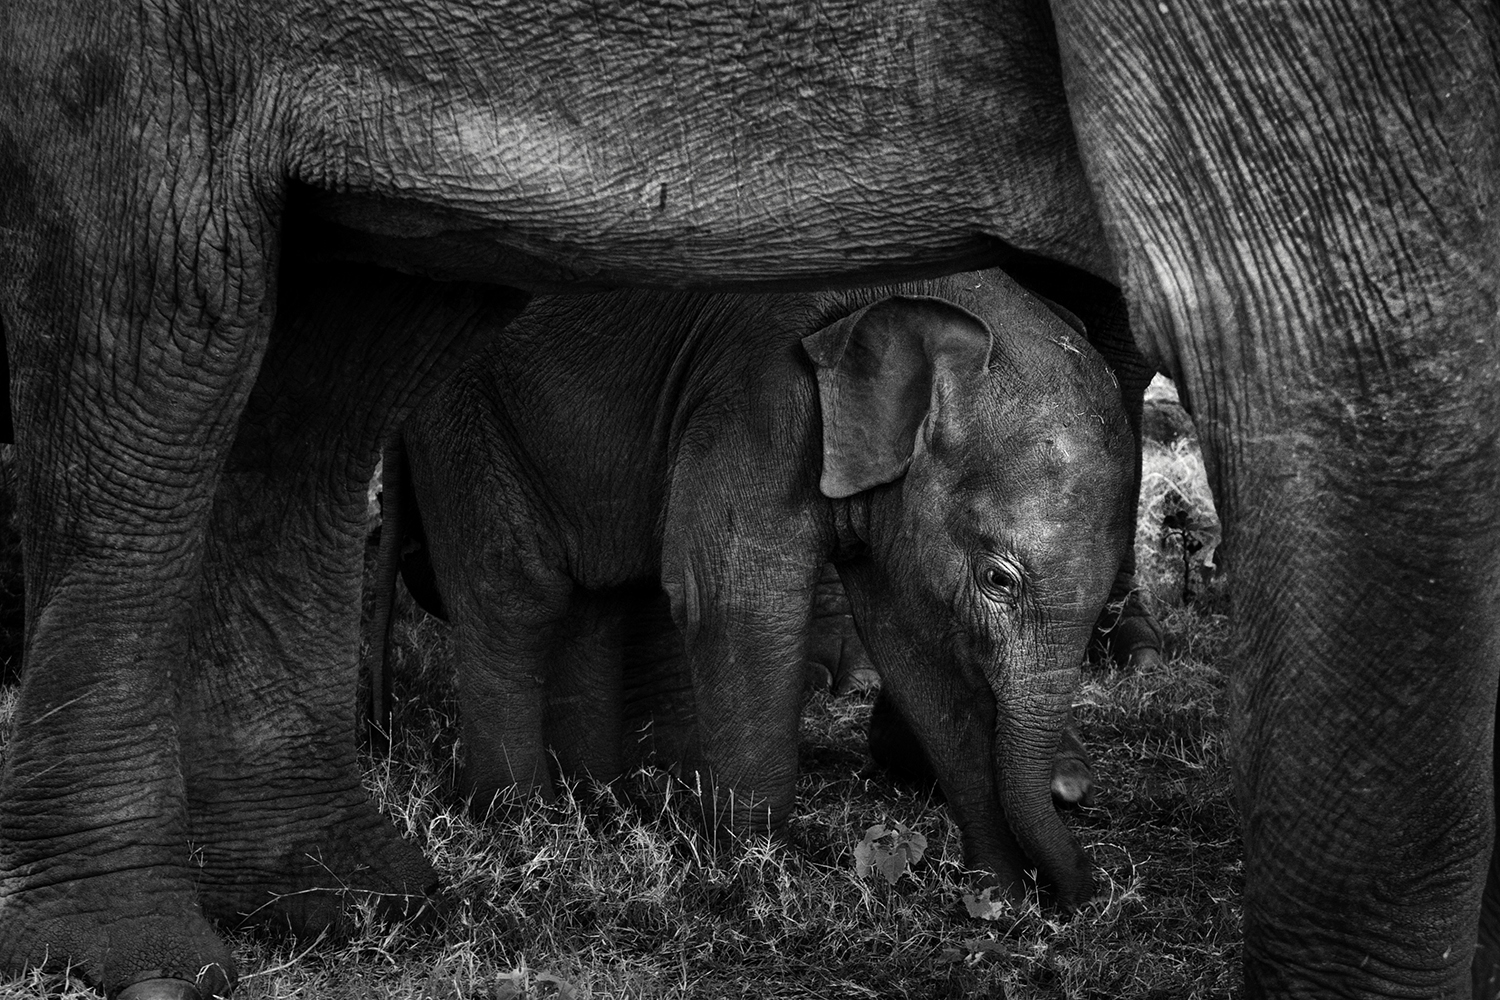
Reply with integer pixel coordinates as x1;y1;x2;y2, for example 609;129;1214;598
0;2;1494;998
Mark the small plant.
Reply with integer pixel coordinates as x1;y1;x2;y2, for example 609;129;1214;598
852;820;927;884
1138;377;1222;610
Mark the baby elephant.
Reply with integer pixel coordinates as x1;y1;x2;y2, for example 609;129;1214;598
398;269;1133;906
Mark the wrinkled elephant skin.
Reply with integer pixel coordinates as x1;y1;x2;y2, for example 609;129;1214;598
1;0;1497;996
398;271;1133;907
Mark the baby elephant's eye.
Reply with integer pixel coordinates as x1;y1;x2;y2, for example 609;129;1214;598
976;561;1021;601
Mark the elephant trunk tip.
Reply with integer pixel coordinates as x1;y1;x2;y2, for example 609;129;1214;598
995;728;1095;911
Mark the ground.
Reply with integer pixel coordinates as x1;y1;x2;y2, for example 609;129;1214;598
0;378;1238;999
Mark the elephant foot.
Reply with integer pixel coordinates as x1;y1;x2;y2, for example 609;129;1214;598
803;657;880;697
803;660;834;694
190;790;439;937
1050;726;1096;809
807;563;882;697
832;663;881;697
0;870;234;998
1093;582;1164;669
463;767;560;824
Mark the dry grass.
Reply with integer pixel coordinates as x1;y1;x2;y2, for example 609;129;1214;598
0;378;1237;999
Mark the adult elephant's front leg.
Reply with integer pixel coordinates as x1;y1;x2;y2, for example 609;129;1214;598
0;110;278;998
178;264;527;931
1055;2;1500;993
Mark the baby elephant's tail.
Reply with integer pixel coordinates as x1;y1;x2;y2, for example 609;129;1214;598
368;431;446;750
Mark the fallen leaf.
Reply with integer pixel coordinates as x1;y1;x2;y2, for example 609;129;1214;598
962;885;1010;921
537;971;586;999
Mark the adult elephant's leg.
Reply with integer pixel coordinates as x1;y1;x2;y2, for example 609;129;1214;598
0;113;277;997
1479;712;1500;996
178;264;527;932
1055;3;1500;993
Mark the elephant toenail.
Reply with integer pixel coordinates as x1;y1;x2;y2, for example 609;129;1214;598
116;977;204;1000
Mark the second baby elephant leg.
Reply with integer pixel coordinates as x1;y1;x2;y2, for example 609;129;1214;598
806;562;879;696
618;588;698;772
542;590;629;785
456;578;651;806
403;404;606;807
405;459;628;804
451;577;575;809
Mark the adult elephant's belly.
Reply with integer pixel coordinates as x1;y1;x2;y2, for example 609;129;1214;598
288;187;1013;293
275;20;1114;293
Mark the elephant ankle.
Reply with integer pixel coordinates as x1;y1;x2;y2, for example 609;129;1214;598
189;794;437;935
683;774;794;841
1092;583;1164;668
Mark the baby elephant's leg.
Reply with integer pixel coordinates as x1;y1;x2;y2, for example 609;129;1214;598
449;561;578;813
543;590;628;785
404;399;579;812
663;500;822;836
618;587;697;772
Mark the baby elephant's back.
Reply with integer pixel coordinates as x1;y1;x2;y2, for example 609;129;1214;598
408;270;1123;533
403;286;822;584
808;268;1124;414
445;286;815;481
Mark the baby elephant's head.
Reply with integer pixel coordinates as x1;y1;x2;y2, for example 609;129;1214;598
803;276;1133;907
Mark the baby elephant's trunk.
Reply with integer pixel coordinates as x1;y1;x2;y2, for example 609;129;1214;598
993;656;1094;908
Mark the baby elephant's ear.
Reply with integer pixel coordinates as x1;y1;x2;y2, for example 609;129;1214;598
802;296;992;499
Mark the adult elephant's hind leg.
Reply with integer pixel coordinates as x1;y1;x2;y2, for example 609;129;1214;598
178;264;527;933
0;124;276;997
1476;718;1500;998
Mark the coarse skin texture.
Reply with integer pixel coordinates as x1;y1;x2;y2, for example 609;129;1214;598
398;270;1132;913
264;0;1109;288
0;0;1497;996
1054;1;1500;995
